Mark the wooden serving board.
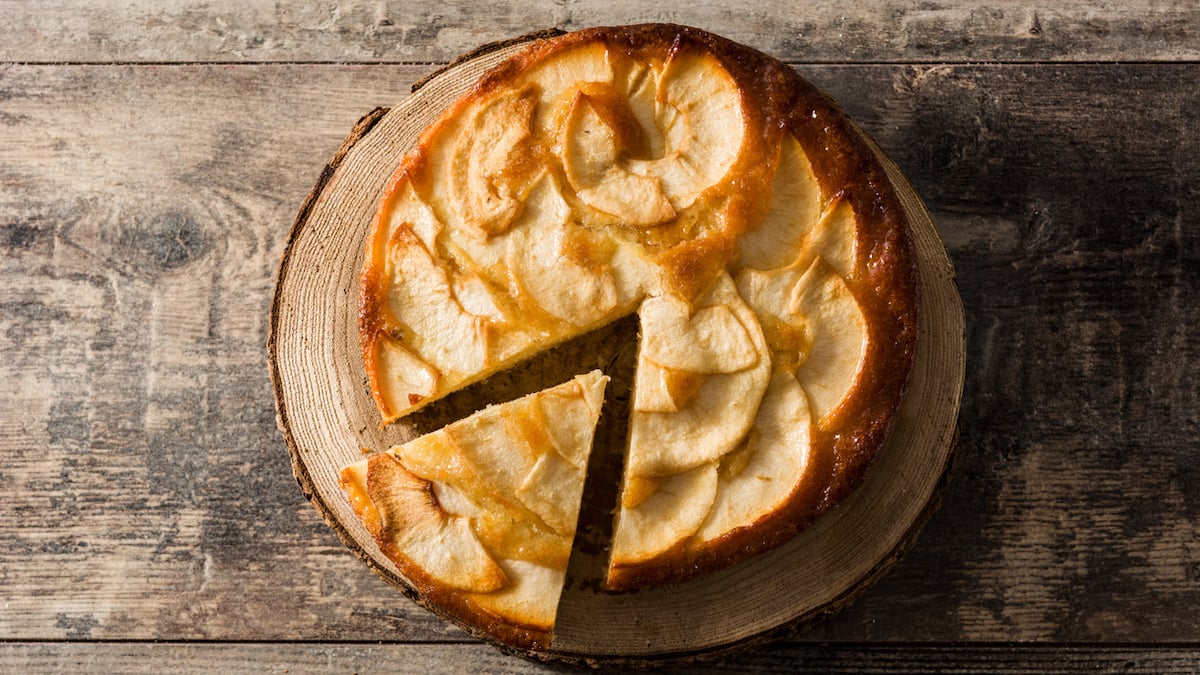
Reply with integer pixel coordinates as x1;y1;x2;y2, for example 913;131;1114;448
268;33;965;666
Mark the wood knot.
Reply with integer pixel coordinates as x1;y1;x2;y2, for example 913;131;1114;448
117;211;210;274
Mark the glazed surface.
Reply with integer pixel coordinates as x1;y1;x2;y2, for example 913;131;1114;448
353;22;919;624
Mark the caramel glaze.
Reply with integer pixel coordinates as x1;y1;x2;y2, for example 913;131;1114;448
359;24;919;596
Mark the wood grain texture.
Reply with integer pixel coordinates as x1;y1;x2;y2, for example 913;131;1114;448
3;1;1200;64
0;64;462;641
799;63;1200;643
2;54;1200;666
2;642;1199;673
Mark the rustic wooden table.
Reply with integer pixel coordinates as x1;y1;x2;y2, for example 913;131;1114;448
3;2;1198;672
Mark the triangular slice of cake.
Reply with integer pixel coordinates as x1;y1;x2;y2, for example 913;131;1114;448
338;370;608;647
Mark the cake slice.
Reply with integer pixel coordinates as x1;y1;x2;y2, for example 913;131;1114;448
338;371;608;646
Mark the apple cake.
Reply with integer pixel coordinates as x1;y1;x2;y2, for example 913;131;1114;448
344;23;919;641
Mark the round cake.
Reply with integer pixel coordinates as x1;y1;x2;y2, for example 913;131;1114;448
342;23;919;647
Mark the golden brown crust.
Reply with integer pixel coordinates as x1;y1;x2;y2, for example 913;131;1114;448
357;22;918;602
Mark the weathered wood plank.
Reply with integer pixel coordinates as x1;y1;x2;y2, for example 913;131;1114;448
2;62;1199;647
0;63;461;642
2;641;1200;673
2;1;1200;64
799;64;1200;643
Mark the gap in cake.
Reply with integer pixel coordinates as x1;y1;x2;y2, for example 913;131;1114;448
398;314;638;438
558;314;639;600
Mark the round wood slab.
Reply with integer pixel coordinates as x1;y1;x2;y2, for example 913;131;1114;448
269;33;965;666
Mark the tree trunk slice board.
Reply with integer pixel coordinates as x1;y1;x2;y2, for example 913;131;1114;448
268;33;965;665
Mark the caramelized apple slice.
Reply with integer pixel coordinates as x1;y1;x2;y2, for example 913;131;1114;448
519;41;614;137
379;180;444;253
448;87;538;238
469;559;566;632
627;50;745;209
504;175;621;327
802;197;858;280
791;258;868;422
610;462;719;565
631;359;705;413
628;364;766;477
450;272;507;323
621;60;666;159
535;377;603;471
373;336;441;416
560;89;675;225
517;451;584;536
736;263;807;326
627;271;770;477
513;373;608;534
365;454;507;593
697;369;812;541
638;291;758;373
609;237;663;306
737;134;822;271
384;226;491;388
447;481;573;571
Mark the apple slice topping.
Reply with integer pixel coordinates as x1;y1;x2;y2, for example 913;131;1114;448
631;359;706;413
450;272;508;324
365;453;508;593
384;226;492;385
737;134;823;271
610;462;719;564
560;88;676;226
504;175;621;328
627;270;770;477
379;180;444;254
802;196;858;281
468;559;566;632
518;41;614;138
449;87;538;239
535;377;602;471
373;336;441;417
737;261;867;425
697;369;812;542
626;49;746;210
638;292;759;374
791;258;868;423
621;60;666;159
